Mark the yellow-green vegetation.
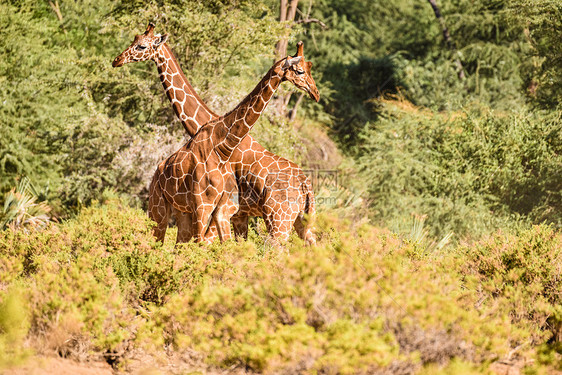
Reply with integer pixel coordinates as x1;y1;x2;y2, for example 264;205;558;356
1;194;560;373
2;1;562;373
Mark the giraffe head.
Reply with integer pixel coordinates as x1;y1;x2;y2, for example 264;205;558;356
278;41;320;102
112;22;169;67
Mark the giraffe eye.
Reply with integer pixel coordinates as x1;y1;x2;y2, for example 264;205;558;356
136;45;147;51
296;69;305;75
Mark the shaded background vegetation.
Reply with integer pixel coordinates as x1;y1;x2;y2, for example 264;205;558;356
1;0;562;373
1;0;561;239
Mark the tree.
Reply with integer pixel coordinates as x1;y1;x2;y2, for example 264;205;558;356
275;0;300;60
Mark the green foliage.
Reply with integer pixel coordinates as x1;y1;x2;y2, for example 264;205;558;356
459;225;562;367
506;0;562;107
0;289;30;369
297;0;536;147
1;198;559;372
355;101;562;238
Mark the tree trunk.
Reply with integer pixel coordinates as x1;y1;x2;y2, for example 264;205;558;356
274;0;301;118
426;0;465;80
288;92;305;122
275;0;300;60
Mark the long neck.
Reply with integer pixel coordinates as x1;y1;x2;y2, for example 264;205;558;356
155;44;217;138
215;63;284;160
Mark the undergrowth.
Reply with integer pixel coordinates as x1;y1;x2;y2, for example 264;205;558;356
0;194;560;373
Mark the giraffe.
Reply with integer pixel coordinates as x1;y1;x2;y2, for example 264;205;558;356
112;23;318;245
154;41;319;244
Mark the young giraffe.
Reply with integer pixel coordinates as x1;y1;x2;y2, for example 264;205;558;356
112;23;318;245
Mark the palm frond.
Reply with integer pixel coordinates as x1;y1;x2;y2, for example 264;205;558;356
1;177;51;231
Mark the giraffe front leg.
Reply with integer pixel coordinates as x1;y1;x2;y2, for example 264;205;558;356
209;210;232;243
193;203;215;243
204;222;220;243
173;210;224;244
207;188;239;243
207;195;237;243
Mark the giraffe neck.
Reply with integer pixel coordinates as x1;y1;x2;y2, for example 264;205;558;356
215;62;284;160
155;44;217;138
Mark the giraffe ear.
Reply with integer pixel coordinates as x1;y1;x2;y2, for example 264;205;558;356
153;34;168;48
282;56;302;70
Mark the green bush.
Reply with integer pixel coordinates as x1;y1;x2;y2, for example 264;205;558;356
0;197;560;373
355;102;562;239
460;225;562;345
0;289;30;368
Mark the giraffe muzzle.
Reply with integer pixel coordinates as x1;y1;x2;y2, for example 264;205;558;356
309;86;320;102
112;56;124;67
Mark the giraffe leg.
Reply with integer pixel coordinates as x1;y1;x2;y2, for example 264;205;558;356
263;211;294;250
198;207;229;244
193;200;227;244
206;192;237;243
204;222;220;243
148;175;170;244
294;181;316;246
207;212;231;243
232;214;249;239
174;209;193;243
294;213;316;246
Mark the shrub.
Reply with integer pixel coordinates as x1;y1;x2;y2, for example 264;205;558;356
0;198;559;373
356;102;562;239
0;289;30;369
460;225;562;345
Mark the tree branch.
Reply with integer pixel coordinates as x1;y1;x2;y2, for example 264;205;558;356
279;0;288;22
49;1;64;23
289;92;305;122
295;18;327;29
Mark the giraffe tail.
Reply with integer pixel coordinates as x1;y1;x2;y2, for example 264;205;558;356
301;176;316;246
303;177;316;217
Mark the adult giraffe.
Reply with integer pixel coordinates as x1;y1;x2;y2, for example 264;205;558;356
112;23;318;245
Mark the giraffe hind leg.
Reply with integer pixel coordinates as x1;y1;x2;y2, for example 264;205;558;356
148;176;170;244
294;213;316;246
175;209;193;244
263;213;294;250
